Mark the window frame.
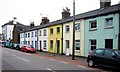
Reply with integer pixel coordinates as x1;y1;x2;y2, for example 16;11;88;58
75;40;80;50
43;40;46;49
89;20;97;31
75;23;80;31
89;39;97;50
57;27;60;34
105;17;113;28
50;28;53;35
43;29;47;36
65;25;70;33
50;40;53;49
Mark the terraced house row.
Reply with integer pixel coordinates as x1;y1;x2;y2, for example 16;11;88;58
20;1;120;57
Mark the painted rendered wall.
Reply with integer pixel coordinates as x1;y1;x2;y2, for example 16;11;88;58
38;28;48;51
48;24;62;54
63;19;84;56
84;13;119;57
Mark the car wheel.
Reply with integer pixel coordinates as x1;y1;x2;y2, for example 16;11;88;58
88;60;95;67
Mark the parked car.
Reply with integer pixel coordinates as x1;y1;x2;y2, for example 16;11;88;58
21;45;36;53
14;44;21;51
87;48;120;69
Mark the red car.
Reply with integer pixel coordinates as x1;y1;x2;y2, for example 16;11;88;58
21;45;36;53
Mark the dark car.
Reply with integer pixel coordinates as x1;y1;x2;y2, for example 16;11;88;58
87;48;120;69
21;45;36;53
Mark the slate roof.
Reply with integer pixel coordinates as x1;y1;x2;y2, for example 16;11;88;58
21;3;120;33
15;22;30;32
2;20;14;27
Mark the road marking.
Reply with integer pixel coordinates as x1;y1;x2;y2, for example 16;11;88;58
50;59;56;61
77;65;87;69
13;55;16;56
60;61;68;64
16;56;31;62
46;68;56;72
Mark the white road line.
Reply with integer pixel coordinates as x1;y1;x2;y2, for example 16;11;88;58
77;65;87;69
60;61;68;64
16;56;31;62
50;59;56;61
46;68;56;72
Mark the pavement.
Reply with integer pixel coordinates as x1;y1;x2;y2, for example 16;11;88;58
34;51;90;68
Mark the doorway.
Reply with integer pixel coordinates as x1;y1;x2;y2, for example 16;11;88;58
105;39;113;49
57;40;60;54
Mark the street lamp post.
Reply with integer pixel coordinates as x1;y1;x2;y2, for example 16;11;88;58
72;0;75;60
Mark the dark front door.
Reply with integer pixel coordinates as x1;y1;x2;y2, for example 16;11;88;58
40;41;42;51
57;40;60;54
105;39;113;49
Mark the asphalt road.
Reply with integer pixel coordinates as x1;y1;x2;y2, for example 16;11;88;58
1;46;92;71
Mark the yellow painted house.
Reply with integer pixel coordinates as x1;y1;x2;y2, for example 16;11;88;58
48;24;63;54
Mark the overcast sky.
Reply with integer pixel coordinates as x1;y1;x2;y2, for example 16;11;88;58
0;0;120;33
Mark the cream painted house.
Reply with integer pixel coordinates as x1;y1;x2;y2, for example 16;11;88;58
63;19;84;56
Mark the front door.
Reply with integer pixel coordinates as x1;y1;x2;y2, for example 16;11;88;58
105;39;113;49
57;40;60;54
40;41;42;51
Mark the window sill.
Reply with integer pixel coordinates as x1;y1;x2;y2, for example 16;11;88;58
75;50;80;53
65;31;70;33
105;26;114;29
89;28;97;31
75;30;80;32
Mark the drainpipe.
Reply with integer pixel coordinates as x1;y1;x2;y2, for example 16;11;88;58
61;23;63;55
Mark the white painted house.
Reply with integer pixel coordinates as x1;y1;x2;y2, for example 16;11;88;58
38;27;48;52
2;19;15;41
20;22;39;50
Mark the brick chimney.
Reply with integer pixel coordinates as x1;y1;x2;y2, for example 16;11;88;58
30;21;34;28
40;17;49;25
62;7;70;19
100;0;111;8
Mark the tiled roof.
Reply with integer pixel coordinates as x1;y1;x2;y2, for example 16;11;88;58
21;4;120;32
2;20;14;27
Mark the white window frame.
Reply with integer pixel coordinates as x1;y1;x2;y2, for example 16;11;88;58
89;39;97;50
65;25;70;33
43;40;46;49
75;23;80;31
43;29;46;36
75;40;80;50
89;20;97;30
105;17;113;28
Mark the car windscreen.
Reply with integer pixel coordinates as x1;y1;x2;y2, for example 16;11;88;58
115;51;120;56
27;45;34;48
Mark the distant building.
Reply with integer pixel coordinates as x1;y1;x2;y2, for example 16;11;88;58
12;23;29;44
2;18;15;41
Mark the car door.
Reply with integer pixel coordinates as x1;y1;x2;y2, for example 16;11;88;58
104;50;117;67
93;49;104;65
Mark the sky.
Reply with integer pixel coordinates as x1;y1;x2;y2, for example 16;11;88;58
0;0;120;33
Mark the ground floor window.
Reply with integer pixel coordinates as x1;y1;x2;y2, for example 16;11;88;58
50;40;53;49
66;40;69;49
32;41;34;47
43;40;46;49
28;41;30;45
75;40;80;50
89;39;96;50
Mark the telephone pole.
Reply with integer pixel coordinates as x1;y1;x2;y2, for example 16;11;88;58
72;0;75;60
